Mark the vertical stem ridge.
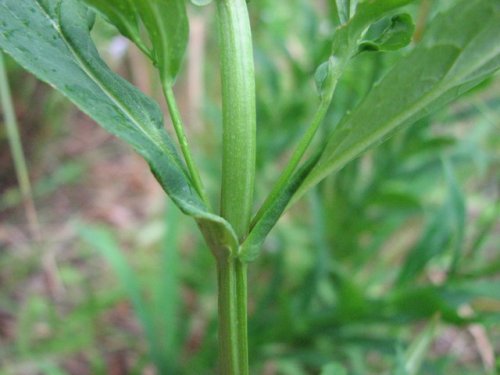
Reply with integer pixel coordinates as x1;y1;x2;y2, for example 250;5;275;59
217;0;256;239
235;260;248;373
217;257;249;375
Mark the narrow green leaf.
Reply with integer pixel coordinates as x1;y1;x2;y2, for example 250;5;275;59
359;13;415;52
329;0;341;27
241;0;416;260
80;0;150;56
387;286;467;324
395;316;439;375
336;0;351;24
134;0;189;85
0;0;238;256
79;225;168;373
443;161;466;276
156;205;182;371
396;162;465;285
81;0;189;84
446;280;500;302
297;0;500;198
468;200;500;257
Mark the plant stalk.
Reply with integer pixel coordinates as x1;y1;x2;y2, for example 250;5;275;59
215;0;255;373
216;255;248;375
163;84;209;207
217;0;256;239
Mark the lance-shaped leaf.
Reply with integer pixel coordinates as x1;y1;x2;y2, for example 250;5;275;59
80;0;150;56
296;0;500;199
134;0;189;85
0;0;237;256
241;0;416;261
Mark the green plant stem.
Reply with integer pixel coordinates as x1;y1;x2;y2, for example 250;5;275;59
162;84;209;206
215;0;255;373
217;0;256;239
251;93;335;229
0;51;41;242
216;255;248;375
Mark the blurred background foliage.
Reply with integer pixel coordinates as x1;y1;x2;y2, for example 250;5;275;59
0;0;499;374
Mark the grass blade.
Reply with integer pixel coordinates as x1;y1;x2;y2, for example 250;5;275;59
79;225;169;373
154;204;182;371
395;316;439;375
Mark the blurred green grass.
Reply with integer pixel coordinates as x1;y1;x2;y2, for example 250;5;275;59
0;0;499;374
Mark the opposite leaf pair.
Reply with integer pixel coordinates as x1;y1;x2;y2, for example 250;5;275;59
1;0;499;263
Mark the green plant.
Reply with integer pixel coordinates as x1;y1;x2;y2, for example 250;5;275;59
1;0;499;373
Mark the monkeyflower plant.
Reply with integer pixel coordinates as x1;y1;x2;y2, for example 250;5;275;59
1;0;499;373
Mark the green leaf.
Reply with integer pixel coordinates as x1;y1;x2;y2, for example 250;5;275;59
79;0;149;55
386;285;467;324
396;161;465;285
443;161;466;276
80;209;186;372
134;0;189;85
335;0;351;24
331;0;415;63
297;0;500;198
446;280;500;302
395;316;439;375
0;0;237;256
79;225;163;371
241;0;416;260
347;0;415;35
81;0;189;84
157;205;182;371
359;13;415;52
315;57;341;99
